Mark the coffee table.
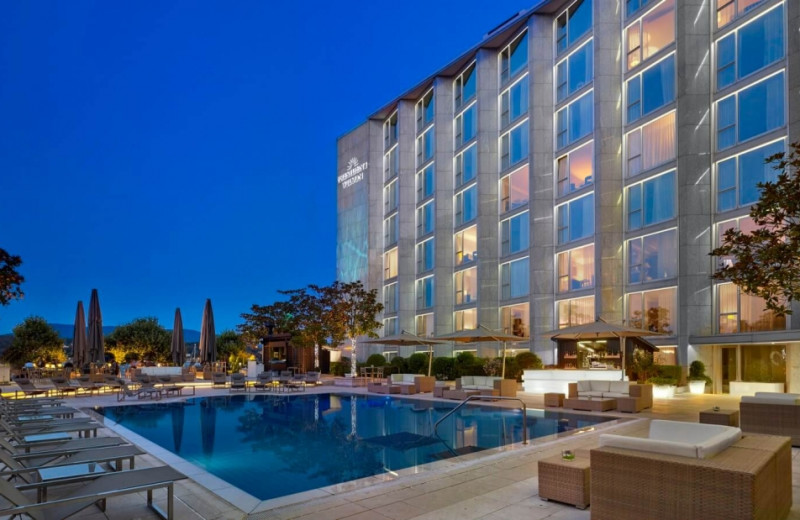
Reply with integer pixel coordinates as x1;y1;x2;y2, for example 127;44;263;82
400;385;417;395
544;393;565;407
699;408;740;427
538;451;590;509
563;397;616;412
433;385;452;398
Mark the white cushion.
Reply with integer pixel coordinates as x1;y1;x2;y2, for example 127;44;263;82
460;376;474;386
697;429;742;458
741;395;800;405
473;376;488;387
609;381;630;394
590;381;611;392
603;392;629;398
599;434;699;458
577;381;592;392
578;391;605;398
649;420;735;444
599;420;741;459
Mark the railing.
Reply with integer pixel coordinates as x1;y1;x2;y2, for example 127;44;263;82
433;395;529;445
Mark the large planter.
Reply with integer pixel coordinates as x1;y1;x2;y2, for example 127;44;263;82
688;380;707;395
652;384;676;399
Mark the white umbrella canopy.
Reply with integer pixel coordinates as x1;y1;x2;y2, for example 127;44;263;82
198;299;216;364
361;330;445;376
434;325;525;378
87;289;104;364
171;308;185;366
72;301;87;368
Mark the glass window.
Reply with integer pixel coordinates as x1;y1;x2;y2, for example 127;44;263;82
626;111;675;176
717;6;784;90
501;75;529;128
742;344;786;383
717;34;736;89
627;228;677;284
557;296;594;328
384;112;398;150
384;214;398;247
384;180;398;214
717;283;785;333
417;238;434;274
454;63;477;111
501;212;530;256
455;308;477;331
627;286;676;334
556;41;593;103
556;91;593;149
455;104;476;148
627;170;675;230
415;314;434;338
716;216;757;268
627;53;675;123
501;31;528;85
625;0;675;71
384;248;398;279
416;89;435;132
716;139;783;211
501;164;530;212
557;141;593;196
384;283;398;313
416;276;434;310
417;127;435;167
626;0;661;18
557;193;595;244
417;163;435;202
501;303;530;337
455;226;478;266
557;243;595;293
455;185;477;227
383;317;398;336
455;144;477;188
384;146;398;182
501;120;529;170
717;72;785;150
500;257;530;299
717;0;770;29
556;0;592;56
455;267;477;305
417;201;435;238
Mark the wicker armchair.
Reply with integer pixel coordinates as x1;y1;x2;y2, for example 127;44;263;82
590;433;791;520
740;393;800;446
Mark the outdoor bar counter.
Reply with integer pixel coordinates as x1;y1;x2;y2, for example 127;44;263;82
522;369;625;394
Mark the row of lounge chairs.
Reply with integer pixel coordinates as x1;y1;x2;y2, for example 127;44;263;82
14;375;198;402
228;371;321;393
0;396;187;519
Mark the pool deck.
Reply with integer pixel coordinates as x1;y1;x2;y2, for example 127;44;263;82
4;384;800;520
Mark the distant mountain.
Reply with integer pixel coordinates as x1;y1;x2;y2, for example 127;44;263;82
47;324;201;343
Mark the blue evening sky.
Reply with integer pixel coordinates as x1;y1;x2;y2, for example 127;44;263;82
1;0;534;334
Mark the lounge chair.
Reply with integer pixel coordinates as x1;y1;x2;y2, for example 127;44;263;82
304;371;321;385
0;444;145;482
0;435;128;459
155;376;183;397
1;419;100;442
101;376;125;392
229;373;247;392
0;465;187;520
50;379;79;399
13;378;50;399
74;377;102;397
251;372;274;392
117;383;161;402
211;372;228;388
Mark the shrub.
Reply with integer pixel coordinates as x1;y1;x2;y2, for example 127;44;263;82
647;376;678;386
365;354;387;367
330;357;351;376
407;353;428;374
454;352;485;377
657;364;682;384
483;358;502;376
431;357;455;380
688;360;712;383
389;356;408;374
515;351;543;370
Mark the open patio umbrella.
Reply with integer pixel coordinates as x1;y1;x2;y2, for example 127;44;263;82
72;301;87;369
544;319;663;379
171;308;185;366
361;330;445;376
87;289;104;364
199;299;216;364
435;325;524;378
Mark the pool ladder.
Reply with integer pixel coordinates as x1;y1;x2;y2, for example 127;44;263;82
433;395;529;445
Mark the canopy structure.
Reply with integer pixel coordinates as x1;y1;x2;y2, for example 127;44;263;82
434;325;524;378
361;330;444;376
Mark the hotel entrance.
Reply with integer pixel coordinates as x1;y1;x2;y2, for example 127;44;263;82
710;343;788;395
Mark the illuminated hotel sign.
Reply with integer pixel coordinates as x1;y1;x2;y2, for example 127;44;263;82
338;157;368;189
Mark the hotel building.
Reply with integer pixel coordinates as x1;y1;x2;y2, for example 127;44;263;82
336;0;800;393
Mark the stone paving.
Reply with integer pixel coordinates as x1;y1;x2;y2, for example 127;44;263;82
2;384;799;520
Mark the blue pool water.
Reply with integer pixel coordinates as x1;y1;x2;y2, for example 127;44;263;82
95;393;614;500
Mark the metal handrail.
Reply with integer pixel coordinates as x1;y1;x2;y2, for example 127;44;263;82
433;395;528;445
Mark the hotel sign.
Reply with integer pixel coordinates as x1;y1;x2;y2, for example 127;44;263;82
338;157;368;189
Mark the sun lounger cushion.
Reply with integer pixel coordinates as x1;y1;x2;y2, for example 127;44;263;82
599;420;741;459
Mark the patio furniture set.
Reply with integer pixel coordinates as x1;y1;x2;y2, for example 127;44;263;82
367;375;518;399
542;380;654;413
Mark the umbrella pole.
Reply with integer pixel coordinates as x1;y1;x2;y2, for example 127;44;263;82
621;336;626;381
501;341;507;379
427;344;433;377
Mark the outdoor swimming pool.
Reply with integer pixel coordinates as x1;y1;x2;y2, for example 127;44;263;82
95;393;615;501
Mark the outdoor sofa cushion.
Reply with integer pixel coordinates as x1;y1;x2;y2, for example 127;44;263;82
741;392;800;405
390;374;416;385
576;380;628;398
458;376;501;390
599;419;741;459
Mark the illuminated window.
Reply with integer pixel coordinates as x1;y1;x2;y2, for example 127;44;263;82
416;276;434;310
500;31;528;85
557;296;594;328
718;283;785;333
625;0;674;71
556;0;592;56
626;54;675;123
455;144;477;188
627;170;675;230
556;40;593;102
416;201;435;238
501;303;530;337
716;72;784;150
384;112;398;150
383;317;398;335
455;267;477;305
716;216;757;268
455;308;477;331
416;238;434;274
626;0;659;18
417;127;435;167
557;141;593;196
627;228;677;284
454;63;477;111
501;164;529;212
384;180;397;215
717;0;768;29
384;214;398;247
556;90;593;149
384;146;398;182
384;248;398;279
416;89;434;133
626;111;675;177
416;163;435;202
500;257;529;300
716;6;784;90
557;244;594;293
416;314;434;338
716;139;783;212
501;75;529;128
627;286;676;334
384;283;398;313
500;120;528;170
501;212;530;256
557;193;594;244
455;185;477;227
454;226;477;267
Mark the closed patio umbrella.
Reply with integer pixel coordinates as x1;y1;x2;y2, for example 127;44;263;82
87;289;104;365
361;330;445;376
172;404;185;454
72;301;87;369
199;299;216;364
434;325;525;378
171;308;185;366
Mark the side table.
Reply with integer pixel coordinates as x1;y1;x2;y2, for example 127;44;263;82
699;408;740;427
538;452;590;509
433;385;452;398
544;392;565;407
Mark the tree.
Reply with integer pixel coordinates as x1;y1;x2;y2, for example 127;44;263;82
0;248;24;308
281;287;331;369
217;330;247;372
3;316;64;367
105;317;171;363
711;141;800;316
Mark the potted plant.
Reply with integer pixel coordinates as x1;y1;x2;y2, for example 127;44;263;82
647;376;678;399
688;360;712;395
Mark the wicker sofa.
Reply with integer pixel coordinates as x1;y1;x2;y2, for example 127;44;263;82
456;376;517;397
567;381;653;412
388;374;435;393
740;392;800;446
590;420;791;520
